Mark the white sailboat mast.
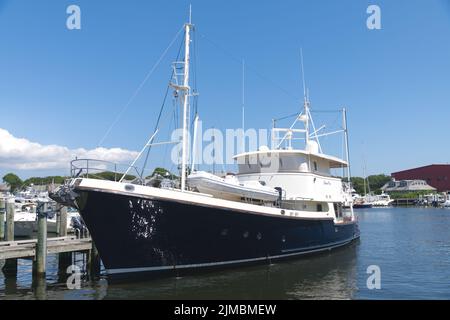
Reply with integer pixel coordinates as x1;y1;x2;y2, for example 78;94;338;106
300;49;310;145
181;9;193;192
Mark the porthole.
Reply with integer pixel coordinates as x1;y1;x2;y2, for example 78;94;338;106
125;184;135;192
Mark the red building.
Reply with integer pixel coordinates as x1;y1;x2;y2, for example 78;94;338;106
392;165;450;192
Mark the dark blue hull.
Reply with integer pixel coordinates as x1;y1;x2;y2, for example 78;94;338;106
76;190;360;280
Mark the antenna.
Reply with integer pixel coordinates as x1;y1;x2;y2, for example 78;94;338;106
242;59;245;151
189;4;192;24
300;48;309;144
300;48;307;105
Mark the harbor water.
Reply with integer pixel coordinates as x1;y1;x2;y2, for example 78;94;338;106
1;207;450;300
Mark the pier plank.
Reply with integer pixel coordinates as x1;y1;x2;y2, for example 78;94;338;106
0;237;92;260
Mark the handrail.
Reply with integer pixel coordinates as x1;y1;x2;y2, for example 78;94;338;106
70;159;147;183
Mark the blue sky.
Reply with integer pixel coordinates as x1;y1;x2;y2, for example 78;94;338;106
1;0;450;179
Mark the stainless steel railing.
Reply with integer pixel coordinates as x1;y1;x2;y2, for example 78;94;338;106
70;159;144;183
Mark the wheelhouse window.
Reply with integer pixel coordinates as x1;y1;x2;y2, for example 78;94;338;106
313;161;318;171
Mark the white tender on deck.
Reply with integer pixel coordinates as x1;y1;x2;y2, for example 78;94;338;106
187;171;279;202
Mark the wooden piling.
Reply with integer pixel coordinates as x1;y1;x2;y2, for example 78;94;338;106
59;206;68;237
2;197;17;279
88;242;101;277
57;205;70;281
0;198;5;240
34;202;48;276
56;206;61;235
32;275;47;300
3;198;20;276
2;258;18;277
5;197;15;241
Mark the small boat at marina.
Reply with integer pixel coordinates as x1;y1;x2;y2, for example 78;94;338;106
369;193;394;207
443;192;450;208
2;193;81;238
360;192;394;207
352;201;373;209
14;209;81;237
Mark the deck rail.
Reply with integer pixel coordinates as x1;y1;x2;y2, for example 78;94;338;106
70;159;144;182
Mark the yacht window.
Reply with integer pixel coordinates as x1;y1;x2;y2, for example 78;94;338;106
314;161;318;171
317;204;323;212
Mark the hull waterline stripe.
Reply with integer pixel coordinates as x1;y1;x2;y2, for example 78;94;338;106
105;235;359;275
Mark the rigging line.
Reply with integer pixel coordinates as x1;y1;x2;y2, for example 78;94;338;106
193;28;199;116
139;82;172;178
140;33;186;178
199;33;299;102
97;25;184;147
310;109;343;113
139;93;184;178
163;108;177;173
273;112;301;122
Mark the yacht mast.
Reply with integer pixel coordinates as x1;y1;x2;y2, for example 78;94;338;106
300;49;310;144
343;108;352;182
181;8;193;192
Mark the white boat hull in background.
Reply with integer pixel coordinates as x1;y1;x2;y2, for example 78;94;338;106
11;212;79;238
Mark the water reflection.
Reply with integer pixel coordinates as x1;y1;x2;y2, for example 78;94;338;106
104;242;359;300
3;207;449;299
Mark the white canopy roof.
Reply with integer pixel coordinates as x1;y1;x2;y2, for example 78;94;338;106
233;149;348;169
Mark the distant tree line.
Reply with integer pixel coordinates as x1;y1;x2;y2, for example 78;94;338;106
2;173;68;192
350;174;392;195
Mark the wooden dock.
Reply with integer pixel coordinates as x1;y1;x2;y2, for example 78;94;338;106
0;236;92;260
0;197;100;281
393;198;419;206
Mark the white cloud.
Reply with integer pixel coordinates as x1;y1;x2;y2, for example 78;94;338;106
0;128;139;171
